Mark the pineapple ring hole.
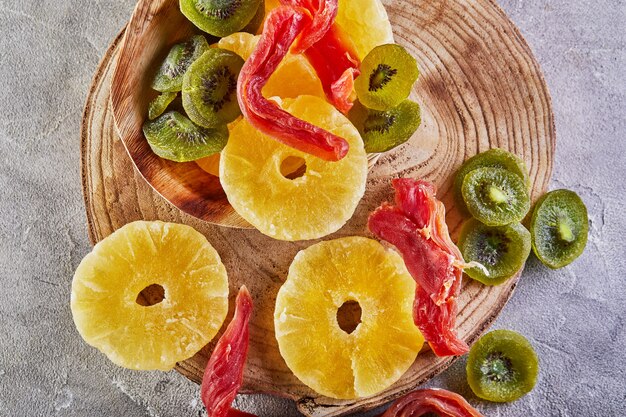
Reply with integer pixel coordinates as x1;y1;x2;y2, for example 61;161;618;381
280;156;307;180
336;300;362;334
135;283;166;307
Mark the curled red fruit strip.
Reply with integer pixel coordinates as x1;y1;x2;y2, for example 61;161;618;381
279;0;338;53
201;287;254;417
368;179;470;356
304;25;360;114
279;0;359;113
379;388;484;417
237;7;349;161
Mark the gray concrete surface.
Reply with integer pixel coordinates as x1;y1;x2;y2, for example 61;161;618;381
0;0;624;415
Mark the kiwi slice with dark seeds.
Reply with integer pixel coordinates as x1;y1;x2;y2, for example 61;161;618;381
152;35;209;93
143;111;229;162
467;330;539;402
454;148;530;214
354;44;419;111
459;219;531;285
180;0;262;37
348;100;421;153
241;0;265;34
530;189;588;269
148;92;178;120
182;48;245;128
462;167;530;226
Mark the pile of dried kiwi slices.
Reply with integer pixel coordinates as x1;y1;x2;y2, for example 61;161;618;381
349;44;422;153
455;149;533;285
455;148;589;285
142;0;265;163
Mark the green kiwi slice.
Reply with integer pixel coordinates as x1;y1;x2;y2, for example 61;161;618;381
182;48;245;128
180;0;262;37
152;35;209;93
530;189;588;269
459;219;531;285
462;167;530;226
148;92;178;120
467;330;539;402
348;100;421;153
354;44;419;111
454;148;530;214
142;111;229;162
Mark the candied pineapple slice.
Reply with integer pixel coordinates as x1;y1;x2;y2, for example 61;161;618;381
71;221;229;371
274;237;424;399
220;95;368;241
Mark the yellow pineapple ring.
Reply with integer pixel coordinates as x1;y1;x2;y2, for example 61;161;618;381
220;95;368;241
275;237;424;399
334;0;394;60
71;221;229;371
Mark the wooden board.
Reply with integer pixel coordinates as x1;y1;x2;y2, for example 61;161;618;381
81;1;555;415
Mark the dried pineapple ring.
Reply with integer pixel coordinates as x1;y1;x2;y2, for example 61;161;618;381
274;237;424;399
220;95;368;241
71;221;229;371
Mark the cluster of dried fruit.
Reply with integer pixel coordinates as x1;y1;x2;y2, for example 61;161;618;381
71;0;591;415
141;0;426;242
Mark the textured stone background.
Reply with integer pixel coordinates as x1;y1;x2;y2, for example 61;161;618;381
0;0;624;416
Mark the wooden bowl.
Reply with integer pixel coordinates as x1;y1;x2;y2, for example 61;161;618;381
110;0;250;227
110;0;381;228
97;0;555;415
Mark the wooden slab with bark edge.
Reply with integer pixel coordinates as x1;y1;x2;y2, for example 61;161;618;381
82;0;555;415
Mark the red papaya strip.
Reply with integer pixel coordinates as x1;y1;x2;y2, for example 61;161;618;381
304;24;360;114
379;388;484;417
237;6;349;161
279;0;338;53
201;287;254;417
279;0;360;113
368;179;470;356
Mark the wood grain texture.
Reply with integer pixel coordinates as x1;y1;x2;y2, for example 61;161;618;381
83;0;555;415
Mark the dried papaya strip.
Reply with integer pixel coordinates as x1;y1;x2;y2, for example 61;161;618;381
201;287;254;417
368;179;470;356
379;388;484;417
279;0;360;114
279;0;338;53
237;6;349;161
305;25;360;114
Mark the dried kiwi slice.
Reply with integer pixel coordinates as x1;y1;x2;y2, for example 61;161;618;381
148;92;178;120
354;44;419;111
182;48;245;128
467;330;539;402
180;0;262;37
459;219;531;286
348;100;421;153
143;111;229;162
462;167;530;226
530;189;588;269
454;148;530;214
152;35;209;93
